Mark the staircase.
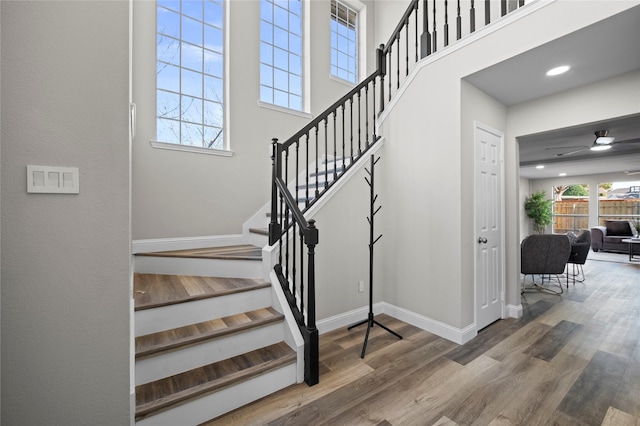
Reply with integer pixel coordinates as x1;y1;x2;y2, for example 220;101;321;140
133;245;298;425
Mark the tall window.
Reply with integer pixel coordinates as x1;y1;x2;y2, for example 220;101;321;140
259;0;303;111
156;0;225;149
330;0;357;83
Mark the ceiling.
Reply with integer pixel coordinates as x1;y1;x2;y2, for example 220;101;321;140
464;4;640;180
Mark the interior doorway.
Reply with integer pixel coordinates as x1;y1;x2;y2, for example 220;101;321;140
474;122;505;331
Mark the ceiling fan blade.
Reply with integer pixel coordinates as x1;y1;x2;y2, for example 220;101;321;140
555;147;589;157
545;146;588;151
612;137;640;145
625;170;640;176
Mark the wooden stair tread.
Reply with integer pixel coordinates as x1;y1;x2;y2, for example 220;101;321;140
136;244;263;261
136;307;284;359
135;342;296;420
134;274;270;311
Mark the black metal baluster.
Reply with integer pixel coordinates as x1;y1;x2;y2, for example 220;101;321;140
396;34;400;88
285;144;290;202
357;89;362;155
433;0;437;52
284;203;289;281
349;98;354;163
372;77;377;141
405;19;409;76
295;140;299;211
305;132;310;207
278;191;283;265
388;44;392;101
314;125;319;198
444;0;449;47
414;3;418;63
456;0;462;40
333;111;337;180
365;85;370;147
379;44;385;112
341;104;346;171
470;0;475;33
292;220;296;307
485;0;490;25
324;118;329;189
421;0;431;58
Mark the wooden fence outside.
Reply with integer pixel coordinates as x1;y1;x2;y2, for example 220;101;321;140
552;199;640;234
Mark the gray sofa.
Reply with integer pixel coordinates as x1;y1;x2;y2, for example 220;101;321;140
591;220;640;254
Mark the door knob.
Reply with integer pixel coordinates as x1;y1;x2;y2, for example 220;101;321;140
478;237;488;244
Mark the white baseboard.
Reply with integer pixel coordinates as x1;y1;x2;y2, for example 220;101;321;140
132;234;246;254
316;302;476;345
505;303;523;318
316;303;385;334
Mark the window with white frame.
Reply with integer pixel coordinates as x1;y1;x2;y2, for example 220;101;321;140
156;0;225;149
259;0;303;111
330;0;357;83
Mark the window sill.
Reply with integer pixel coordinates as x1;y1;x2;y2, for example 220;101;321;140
257;101;313;119
150;140;234;157
330;74;357;87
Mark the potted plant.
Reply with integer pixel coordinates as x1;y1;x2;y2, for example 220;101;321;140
524;190;553;234
632;218;640;239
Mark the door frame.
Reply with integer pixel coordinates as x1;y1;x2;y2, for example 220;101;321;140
473;121;506;331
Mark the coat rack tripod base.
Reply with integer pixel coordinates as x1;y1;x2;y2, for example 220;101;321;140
348;312;403;359
348;155;402;359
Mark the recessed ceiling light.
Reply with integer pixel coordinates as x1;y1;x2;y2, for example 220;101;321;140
546;65;570;76
536;165;544;169
559;173;567;177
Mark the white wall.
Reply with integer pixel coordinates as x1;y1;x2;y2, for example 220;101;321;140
460;80;507;326
312;155;384;320
1;1;131;424
132;0;379;240
377;0;637;330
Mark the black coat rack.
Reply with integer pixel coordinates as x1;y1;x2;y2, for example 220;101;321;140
348;155;402;358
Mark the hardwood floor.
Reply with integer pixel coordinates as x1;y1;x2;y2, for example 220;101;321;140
208;256;640;426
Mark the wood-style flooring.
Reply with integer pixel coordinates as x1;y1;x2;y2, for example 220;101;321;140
208;255;640;425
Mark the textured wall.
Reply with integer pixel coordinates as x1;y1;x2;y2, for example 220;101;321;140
1;1;131;424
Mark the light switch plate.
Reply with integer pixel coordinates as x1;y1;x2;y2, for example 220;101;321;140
27;165;79;194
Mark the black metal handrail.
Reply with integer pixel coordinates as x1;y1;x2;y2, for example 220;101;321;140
269;0;529;386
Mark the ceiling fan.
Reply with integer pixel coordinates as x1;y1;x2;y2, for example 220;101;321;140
545;130;640;157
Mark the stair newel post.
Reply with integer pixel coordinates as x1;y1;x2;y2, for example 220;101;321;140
421;0;431;58
269;138;282;246
304;219;319;385
347;155;402;359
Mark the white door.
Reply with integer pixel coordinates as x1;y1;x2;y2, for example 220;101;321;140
474;122;504;331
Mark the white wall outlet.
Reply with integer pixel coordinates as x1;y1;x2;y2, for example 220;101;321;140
27;165;79;194
358;280;365;293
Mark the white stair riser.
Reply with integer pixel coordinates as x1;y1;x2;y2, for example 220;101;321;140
134;256;262;278
135;287;271;336
135;363;297;426
136;322;285;385
249;231;268;247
